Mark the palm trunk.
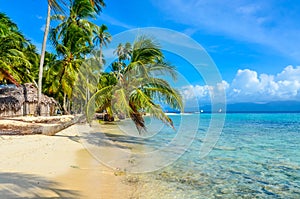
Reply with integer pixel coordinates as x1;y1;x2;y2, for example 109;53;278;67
37;4;51;116
63;92;68;114
86;78;90;104
129;103;146;134
99;43;103;66
68;98;71;113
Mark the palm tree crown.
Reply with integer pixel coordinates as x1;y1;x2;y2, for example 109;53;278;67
87;36;183;133
0;13;38;85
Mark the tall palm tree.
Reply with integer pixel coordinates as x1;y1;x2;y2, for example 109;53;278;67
93;24;111;66
50;0;97;51
37;0;67;115
38;0;106;115
114;42;132;62
44;41;90;113
87;36;183;133
49;0;103;113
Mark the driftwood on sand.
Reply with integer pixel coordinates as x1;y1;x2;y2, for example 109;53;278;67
0;115;85;136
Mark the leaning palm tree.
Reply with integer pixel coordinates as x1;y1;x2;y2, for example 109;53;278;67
87;36;183;133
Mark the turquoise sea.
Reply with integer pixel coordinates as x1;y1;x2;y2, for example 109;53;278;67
86;113;300;198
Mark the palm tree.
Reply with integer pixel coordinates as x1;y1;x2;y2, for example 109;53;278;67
72;52;103;113
38;0;106;115
114;42;132;62
0;13;36;85
87;36;183;133
44;42;89;113
24;44;40;85
93;24;111;66
89;0;105;14
37;0;67;115
48;0;103;113
50;0;97;51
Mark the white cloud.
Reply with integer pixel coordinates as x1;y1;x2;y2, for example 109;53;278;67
36;15;43;20
181;85;210;101
180;80;228;104
236;4;261;15
181;65;300;103
229;66;300;102
101;14;134;29
276;65;300;81
40;25;45;32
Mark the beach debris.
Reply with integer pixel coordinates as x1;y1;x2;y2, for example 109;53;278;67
114;167;126;176
70;165;80;169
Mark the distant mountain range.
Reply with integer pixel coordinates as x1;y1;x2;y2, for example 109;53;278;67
183;101;300;113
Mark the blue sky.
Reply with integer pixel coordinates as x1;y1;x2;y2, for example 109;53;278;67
1;0;300;104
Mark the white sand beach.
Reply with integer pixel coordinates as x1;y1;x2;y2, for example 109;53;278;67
0;123;138;198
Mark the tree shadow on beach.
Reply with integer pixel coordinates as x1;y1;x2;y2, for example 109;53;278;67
54;134;81;143
81;131;162;150
81;132;134;150
0;172;80;199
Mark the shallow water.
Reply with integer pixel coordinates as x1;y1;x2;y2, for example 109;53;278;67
86;113;300;198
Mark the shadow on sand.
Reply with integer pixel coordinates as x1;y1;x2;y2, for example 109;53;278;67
0;172;80;199
81;130;164;150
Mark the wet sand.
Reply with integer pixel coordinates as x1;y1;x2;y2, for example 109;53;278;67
0;123;139;198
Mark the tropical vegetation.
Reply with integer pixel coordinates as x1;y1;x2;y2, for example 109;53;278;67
0;0;183;132
0;13;39;85
87;36;183;132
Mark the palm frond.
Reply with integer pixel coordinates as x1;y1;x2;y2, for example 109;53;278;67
86;85;114;123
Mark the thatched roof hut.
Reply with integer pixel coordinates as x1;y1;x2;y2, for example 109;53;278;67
0;83;57;117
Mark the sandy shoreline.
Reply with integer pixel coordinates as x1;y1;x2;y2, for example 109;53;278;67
0;123;139;198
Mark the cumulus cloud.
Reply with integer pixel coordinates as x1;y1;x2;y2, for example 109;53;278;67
181;65;300;103
276;65;300;81
180;80;228;104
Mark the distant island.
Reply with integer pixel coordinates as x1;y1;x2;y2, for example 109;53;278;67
183;101;300;113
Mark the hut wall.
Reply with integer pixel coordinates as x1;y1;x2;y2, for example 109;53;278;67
50;104;55;116
41;104;50;116
27;102;36;116
17;105;23;116
0;83;57;117
0;107;23;117
19;102;56;116
23;103;29;116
